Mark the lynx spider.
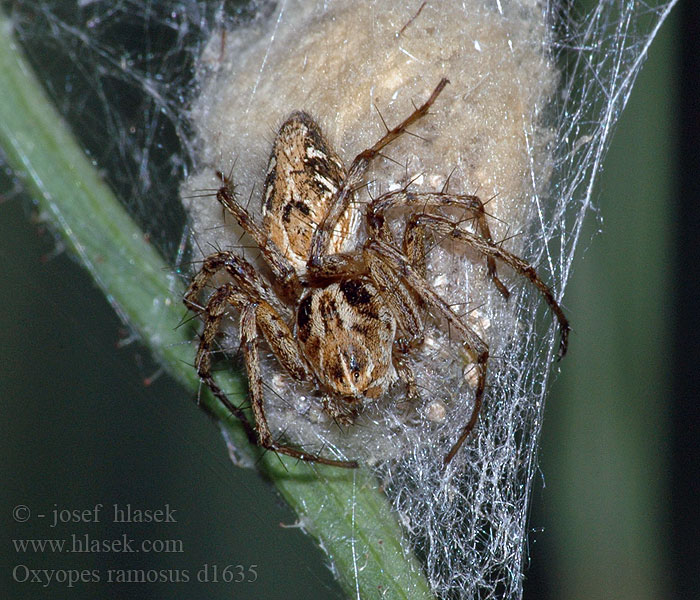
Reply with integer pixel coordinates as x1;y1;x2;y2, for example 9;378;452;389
185;78;569;468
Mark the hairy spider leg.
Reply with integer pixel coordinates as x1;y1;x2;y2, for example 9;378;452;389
364;240;489;465
363;253;424;400
184;250;285;315
368;210;569;464
216;180;302;302
194;281;358;469
308;78;450;273
407;214;570;359
238;300;359;468
367;189;510;298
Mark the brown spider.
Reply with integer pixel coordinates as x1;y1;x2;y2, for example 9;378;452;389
184;78;569;468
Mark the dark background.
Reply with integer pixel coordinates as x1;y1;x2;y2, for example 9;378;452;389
1;2;696;599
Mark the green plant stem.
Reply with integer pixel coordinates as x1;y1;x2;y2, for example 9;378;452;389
0;13;434;600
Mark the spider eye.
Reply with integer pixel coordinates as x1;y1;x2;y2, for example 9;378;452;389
352;370;360;381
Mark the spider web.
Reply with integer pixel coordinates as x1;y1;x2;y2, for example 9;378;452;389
5;0;676;598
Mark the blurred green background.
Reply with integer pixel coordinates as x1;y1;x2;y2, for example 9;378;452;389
0;4;681;600
527;6;678;598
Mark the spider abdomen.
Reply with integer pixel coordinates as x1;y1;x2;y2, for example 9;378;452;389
262;111;360;273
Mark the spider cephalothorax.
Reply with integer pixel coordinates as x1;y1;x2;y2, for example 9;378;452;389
185;78;569;468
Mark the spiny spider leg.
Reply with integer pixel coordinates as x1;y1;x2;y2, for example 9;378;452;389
238;302;358;468
367;252;424;351
184;250;285;316
367;189;510;298
216;176;302;301
308;78;450;271
362;252;425;400
408;213;570;359
364;240;489;465
196;283;357;469
191;284;258;446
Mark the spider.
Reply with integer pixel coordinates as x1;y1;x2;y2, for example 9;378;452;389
184;78;569;468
